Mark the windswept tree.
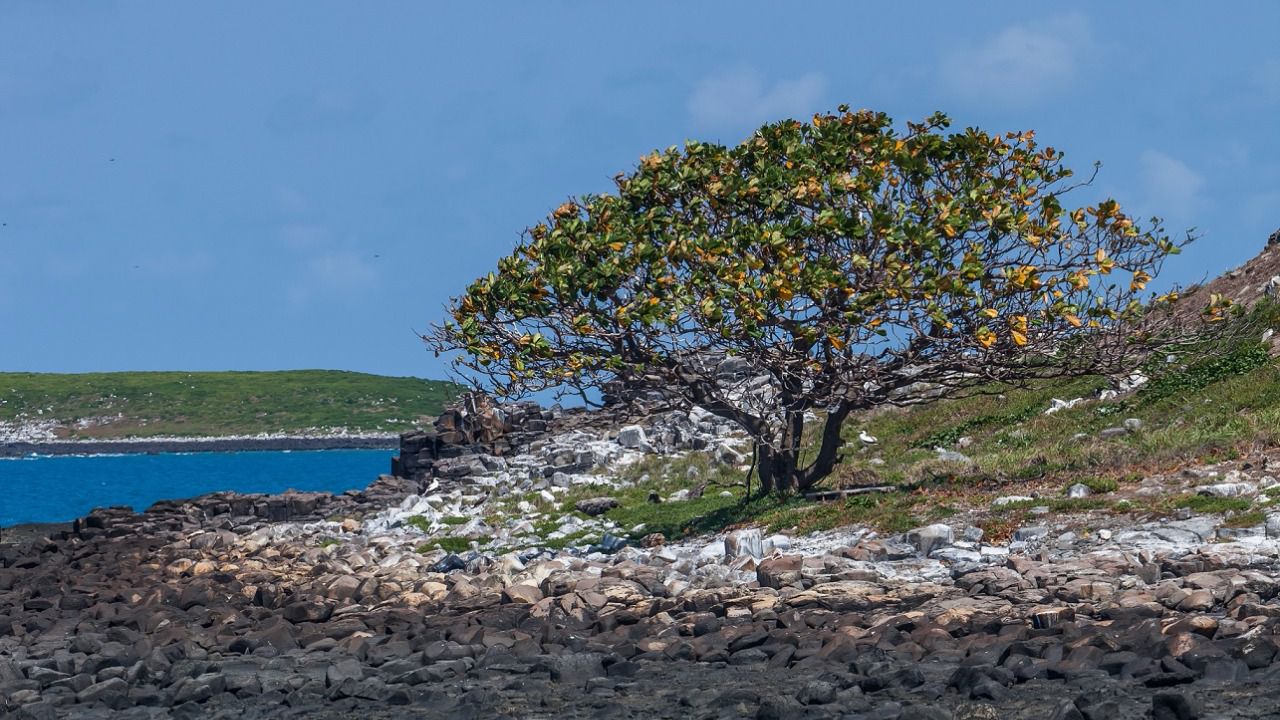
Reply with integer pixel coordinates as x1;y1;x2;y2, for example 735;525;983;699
425;108;1222;495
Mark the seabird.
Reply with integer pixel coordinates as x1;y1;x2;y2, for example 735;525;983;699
858;430;878;445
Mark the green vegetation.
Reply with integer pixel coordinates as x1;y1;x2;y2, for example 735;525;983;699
417;536;485;554
1074;477;1119;494
535;304;1279;541
0;370;462;438
1223;510;1266;528
1170;494;1253;514
317;537;342;548
404;515;432;533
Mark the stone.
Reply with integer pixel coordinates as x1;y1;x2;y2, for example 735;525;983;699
326;658;364;688
1099;427;1128;439
993;496;1034;507
502;584;543;604
905;523;954;556
1013;526;1048;542
796;680;837;705
1151;692;1200;720
574;497;618;516
724;528;763;559
1067;483;1091;499
616;426;647;449
1196;483;1256;498
1123;418;1144;432
282;600;333;623
75;678;130;709
757;555;804;589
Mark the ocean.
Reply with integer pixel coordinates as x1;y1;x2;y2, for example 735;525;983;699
0;449;391;527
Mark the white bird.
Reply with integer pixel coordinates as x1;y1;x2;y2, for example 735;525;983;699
858;430;878;445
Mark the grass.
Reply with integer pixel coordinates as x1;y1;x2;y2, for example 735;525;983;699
540;304;1280;543
404;515;431;532
1170;494;1254;514
0;370;462;438
417;536;486;554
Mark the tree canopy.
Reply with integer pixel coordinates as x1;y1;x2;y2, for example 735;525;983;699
426;107;1216;494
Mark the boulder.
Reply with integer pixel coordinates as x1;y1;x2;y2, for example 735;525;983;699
617;426;647;449
574;497;618;516
905;524;954;556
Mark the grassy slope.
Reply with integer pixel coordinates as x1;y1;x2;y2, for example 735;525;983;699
0;370;463;438
526;305;1280;547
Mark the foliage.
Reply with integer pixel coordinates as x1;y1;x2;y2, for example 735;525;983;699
429;106;1205;495
0;370;462;438
1171;494;1253;514
417;536;485;554
1076;477;1119;494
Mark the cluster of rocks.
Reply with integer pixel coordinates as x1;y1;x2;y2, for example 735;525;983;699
11;488;1280;718
392;392;744;485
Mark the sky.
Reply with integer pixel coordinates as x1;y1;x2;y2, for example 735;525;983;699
2;2;1279;379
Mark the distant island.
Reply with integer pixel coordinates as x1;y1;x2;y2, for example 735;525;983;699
0;370;462;454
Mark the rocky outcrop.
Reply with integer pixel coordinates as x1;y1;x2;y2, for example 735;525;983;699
10;494;1280;718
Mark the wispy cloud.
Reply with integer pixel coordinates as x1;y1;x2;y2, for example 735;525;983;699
939;14;1090;107
1138;149;1206;220
287;250;380;308
688;68;826;133
279;223;332;251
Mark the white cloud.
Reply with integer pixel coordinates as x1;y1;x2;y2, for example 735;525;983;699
688;68;826;133
939;14;1090;106
1139;150;1206;218
288;250;379;307
279;223;332;251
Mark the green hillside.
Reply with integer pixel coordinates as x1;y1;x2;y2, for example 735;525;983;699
0;370;463;439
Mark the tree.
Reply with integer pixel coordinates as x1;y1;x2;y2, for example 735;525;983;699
425;108;1220;495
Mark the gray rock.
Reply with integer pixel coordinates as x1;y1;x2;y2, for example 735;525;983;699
616;425;647;449
1099;427;1129;439
574;497;618;516
1197;482;1257;497
75;678;129;709
1067;483;1091;498
993;495;1033;506
326;658;364;688
1123;418;1144;432
1266;513;1280;538
905;523;954;556
1014;526;1048;542
724;528;763;559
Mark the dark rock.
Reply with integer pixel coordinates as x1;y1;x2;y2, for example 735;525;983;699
76;677;130;709
1151;692;1200;720
282;600;333;623
431;554;467;573
574;497;619;516
796;680;836;705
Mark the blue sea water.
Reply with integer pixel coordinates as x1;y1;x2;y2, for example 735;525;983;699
0;449;391;526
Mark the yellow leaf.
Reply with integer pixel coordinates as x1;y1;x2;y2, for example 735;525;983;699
981;308;998;319
976;327;996;349
1011;330;1028;346
609;242;625;251
829;335;846;351
1064;313;1082;327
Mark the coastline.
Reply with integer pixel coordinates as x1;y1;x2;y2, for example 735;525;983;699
0;433;398;458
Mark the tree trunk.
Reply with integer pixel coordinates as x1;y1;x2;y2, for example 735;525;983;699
756;444;798;496
796;403;853;492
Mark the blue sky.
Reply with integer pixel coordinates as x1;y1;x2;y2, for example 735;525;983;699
2;2;1278;378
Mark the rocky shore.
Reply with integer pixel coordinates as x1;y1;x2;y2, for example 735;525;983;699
7;403;1280;718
